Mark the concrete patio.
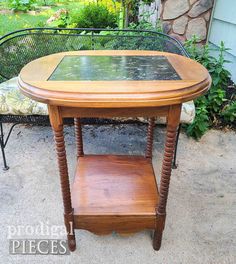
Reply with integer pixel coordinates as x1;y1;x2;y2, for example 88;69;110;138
0;123;235;264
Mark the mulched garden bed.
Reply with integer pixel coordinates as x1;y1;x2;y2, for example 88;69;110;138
213;80;236;130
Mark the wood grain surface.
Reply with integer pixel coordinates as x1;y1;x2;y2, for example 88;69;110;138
71;155;159;216
71;155;158;234
19;50;211;107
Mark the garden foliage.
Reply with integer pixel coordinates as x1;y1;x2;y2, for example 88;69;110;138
8;0;36;11
184;36;233;139
71;3;117;29
49;3;117;29
221;101;236;123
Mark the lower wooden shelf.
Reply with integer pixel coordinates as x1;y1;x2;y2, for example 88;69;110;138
71;155;159;234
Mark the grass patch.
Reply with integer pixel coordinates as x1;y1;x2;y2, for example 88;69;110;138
0;13;50;36
0;1;84;36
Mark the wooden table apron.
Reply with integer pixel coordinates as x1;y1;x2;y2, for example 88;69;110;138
18;50;211;251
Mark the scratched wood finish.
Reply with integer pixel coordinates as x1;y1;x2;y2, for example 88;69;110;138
18;50;211;252
74;215;156;235
71;155;158;235
18;50;211;108
71;155;159;215
60;106;169;118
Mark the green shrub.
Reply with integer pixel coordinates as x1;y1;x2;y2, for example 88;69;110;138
8;0;37;12
185;97;210;139
221;101;236;123
71;3;117;29
184;37;232;140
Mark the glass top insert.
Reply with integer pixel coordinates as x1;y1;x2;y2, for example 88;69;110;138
49;55;181;81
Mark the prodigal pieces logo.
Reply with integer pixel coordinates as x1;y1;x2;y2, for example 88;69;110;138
7;221;72;255
9;239;69;255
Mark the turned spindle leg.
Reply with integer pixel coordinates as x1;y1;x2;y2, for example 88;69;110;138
49;106;76;252
153;104;181;251
74;118;84;159
145;117;155;159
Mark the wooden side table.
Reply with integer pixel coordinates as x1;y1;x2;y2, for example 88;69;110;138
19;50;211;252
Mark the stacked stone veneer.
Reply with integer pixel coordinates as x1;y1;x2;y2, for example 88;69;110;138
160;0;214;42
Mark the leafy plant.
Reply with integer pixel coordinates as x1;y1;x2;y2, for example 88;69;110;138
184;36;232;139
186;98;210;140
8;0;37;12
71;3;117;29
221;101;236;123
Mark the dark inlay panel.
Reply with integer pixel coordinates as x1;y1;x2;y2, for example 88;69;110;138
49;55;181;81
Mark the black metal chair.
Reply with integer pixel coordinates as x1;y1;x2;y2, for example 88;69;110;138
0;27;189;170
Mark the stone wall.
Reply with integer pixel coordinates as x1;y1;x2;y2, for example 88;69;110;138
160;0;214;43
139;0;160;27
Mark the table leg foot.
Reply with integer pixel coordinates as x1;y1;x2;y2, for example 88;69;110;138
153;230;163;251
68;234;76;252
64;211;76;252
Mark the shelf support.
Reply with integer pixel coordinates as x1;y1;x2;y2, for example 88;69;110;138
48;105;76;252
153;104;181;251
145;117;155;159
74;118;84;159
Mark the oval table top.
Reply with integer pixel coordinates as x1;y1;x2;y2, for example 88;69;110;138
18;50;211;108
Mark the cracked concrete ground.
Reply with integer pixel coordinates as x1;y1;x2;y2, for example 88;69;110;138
0;123;235;264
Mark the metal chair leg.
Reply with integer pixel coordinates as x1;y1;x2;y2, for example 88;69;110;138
0;122;9;170
0;122;19;171
172;124;181;169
